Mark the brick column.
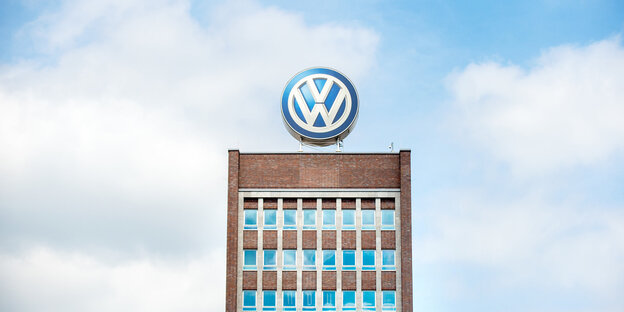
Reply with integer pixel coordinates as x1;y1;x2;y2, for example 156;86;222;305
399;150;412;312
226;150;240;311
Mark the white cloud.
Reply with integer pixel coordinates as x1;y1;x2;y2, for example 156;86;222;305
0;0;378;310
0;0;378;250
447;37;624;175
424;38;624;311
415;189;624;310
0;247;225;312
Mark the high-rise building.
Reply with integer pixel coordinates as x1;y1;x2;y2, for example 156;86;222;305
225;150;412;311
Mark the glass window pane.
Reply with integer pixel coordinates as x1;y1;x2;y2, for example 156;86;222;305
382;250;395;270
283;210;296;229
323;210;336;229
363;250;375;270
363;291;376;311
244;250;256;270
322;250;336;270
303;210;316;229
303;250;316;269
342;250;355;270
244;210;257;229
362;210;375;229
243;291;256;311
263;291;276;311
342;210;355;229
323;291;336;309
303;291;315;311
264;210;276;229
283;250;296;270
343;291;356;311
283;291;296;311
382;291;396;311
263;250;276;270
382;210;394;229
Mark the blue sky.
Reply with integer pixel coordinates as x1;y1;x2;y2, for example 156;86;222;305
1;0;623;311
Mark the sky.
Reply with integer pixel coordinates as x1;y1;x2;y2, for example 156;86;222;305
1;0;623;311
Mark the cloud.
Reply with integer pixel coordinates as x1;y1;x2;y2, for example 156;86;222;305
414;189;624;311
0;247;225;312
0;0;378;253
447;37;624;175
0;0;378;310
415;37;624;312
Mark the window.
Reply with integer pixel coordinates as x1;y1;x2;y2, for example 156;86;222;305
322;210;335;229
283;250;296;270
303;250;316;270
362;250;375;270
264;210;276;230
322;250;336;270
243;291;256;311
362;210;375;230
382;210;395;230
303;210;316;229
342;250;355;270
263;291;276;311
244;210;257;230
382;291;396;311
283;291;296;311
362;291;376;311
263;250;276;270
342;291;356;311
322;291;336;311
243;250;257;270
342;210;355;230
283;210;296;229
382;250;396;271
303;291;315;311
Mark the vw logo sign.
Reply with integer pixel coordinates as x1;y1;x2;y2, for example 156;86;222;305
281;67;359;146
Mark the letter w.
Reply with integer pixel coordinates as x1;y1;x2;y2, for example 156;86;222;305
294;78;346;126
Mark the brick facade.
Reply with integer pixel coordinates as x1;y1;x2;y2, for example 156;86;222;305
226;151;412;311
238;153;401;189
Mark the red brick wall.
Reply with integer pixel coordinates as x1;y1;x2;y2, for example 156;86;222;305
243;198;257;209
322;198;336;208
322;271;337;290
238;153;400;188
263;198;277;209
361;231;376;249
381;198;395;209
242;271;256;290
242;230;257;249
302;271;316;290
342;231;356;250
263;231;277;249
361;271;376;290
226;150;239;311
282;272;297;290
400;150;412;312
283;198;297;208
382;271;396;290
322;231;336;249
262;271;277;290
341;271;356;290
282;230;297;249
302;231;316;249
302;199;316;208
342;199;356;208
361;198;375;209
381;231;396;250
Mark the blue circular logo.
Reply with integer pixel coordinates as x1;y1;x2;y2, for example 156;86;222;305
281;67;359;146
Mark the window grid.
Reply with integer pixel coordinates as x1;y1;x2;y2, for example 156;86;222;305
240;196;400;311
